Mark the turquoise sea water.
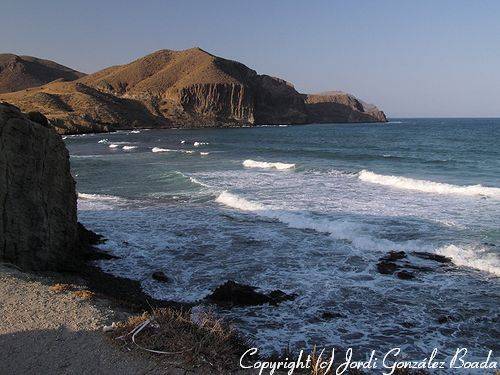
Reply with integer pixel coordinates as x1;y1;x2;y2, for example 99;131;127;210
66;119;499;363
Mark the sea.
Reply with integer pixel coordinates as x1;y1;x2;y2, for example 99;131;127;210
66;119;499;365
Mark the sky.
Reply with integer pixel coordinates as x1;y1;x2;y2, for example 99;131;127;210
1;0;499;117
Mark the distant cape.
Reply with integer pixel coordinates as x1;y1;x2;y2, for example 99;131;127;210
0;48;386;134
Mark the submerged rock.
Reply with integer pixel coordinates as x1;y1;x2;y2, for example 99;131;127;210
382;250;407;261
396;270;415;280
376;260;400;274
152;271;170;283
206;280;296;307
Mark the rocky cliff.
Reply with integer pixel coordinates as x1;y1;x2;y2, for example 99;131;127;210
0;102;81;270
0;48;387;133
0;54;85;94
305;91;387;123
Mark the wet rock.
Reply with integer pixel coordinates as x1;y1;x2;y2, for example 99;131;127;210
411;251;452;263
437;315;455;324
78;222;105;245
321;311;345;320
152;271;170;283
268;289;297;303
382;250;407;261
206;280;296;307
376;260;400;274
396;270;415;280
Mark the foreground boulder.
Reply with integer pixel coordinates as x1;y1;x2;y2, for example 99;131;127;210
206;280;297;307
0;102;81;270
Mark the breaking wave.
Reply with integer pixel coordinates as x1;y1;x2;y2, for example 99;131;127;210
122;146;137;151
358;170;500;198
243;159;295;170
215;192;399;251
151;147;172;153
193;141;209;147
437;244;500;276
77;192;126;210
216;191;500;276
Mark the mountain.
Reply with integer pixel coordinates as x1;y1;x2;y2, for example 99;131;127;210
0;54;85;94
0;48;386;133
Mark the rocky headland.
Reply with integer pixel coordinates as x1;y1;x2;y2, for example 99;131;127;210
0;48;386;134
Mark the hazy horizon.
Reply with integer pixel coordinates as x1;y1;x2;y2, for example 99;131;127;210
2;0;499;118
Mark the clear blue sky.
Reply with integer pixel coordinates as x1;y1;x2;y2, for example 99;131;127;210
2;0;499;117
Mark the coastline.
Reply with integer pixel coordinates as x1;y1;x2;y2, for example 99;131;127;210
0;263;254;374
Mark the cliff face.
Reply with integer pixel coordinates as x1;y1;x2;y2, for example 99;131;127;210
0;54;85;94
305;92;387;123
178;83;255;125
0;49;387;133
0;102;80;270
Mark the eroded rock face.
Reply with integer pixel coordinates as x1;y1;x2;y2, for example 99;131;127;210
0;102;80;270
178;83;255;124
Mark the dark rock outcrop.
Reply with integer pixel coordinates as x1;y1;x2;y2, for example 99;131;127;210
205;280;297;307
377;260;400;274
0;48;387;134
0;102;80;270
152;271;170;283
376;250;453;280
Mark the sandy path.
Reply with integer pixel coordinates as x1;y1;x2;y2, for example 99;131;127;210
0;265;186;375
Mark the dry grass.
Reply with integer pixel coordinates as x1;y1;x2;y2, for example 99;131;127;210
110;307;248;372
48;283;72;293
72;290;95;300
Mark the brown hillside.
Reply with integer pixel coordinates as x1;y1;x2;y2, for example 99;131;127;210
0;54;85;94
0;48;386;133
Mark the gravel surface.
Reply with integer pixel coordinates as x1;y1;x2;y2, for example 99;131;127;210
0;264;187;375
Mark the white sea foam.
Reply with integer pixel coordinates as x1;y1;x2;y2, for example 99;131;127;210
193;141;209;147
216;191;500;276
98;139;109;144
243;159;295;170
216;191;266;211
358;170;500;198
189;177;211;188
215;192;397;251
130;130;141;134
437;244;500;276
151;147;172;153
200;152;210;156
122;146;137;151
108;144;119;148
78;192;125;210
